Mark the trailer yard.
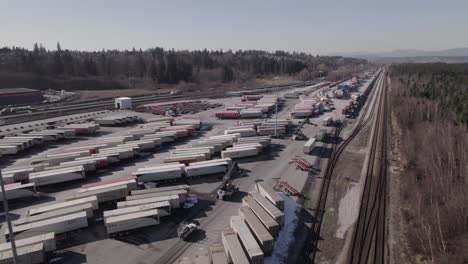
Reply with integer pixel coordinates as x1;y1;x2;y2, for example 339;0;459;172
0;73;379;263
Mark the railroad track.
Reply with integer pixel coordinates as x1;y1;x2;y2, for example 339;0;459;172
1;81;316;126
299;70;384;263
349;70;388;264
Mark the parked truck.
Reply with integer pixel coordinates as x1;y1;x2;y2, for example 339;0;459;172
105;210;159;236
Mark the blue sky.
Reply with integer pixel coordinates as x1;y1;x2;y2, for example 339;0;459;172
1;0;467;54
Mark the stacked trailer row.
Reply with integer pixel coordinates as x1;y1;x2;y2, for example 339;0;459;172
238;206;274;255
254;181;284;211
222;229;250;264
242;196;280;237
230;216;264;264
0;124;97;156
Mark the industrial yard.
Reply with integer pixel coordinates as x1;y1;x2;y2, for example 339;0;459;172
0;70;381;264
3;2;467;263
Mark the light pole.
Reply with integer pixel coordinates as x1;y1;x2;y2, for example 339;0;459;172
0;169;18;263
274;76;279;138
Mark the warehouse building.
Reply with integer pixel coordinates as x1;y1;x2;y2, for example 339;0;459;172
0;88;44;106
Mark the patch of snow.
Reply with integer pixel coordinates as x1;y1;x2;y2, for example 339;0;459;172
335;183;361;239
265;192;301;264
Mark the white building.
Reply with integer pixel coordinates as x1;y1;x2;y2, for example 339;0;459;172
115;97;132;110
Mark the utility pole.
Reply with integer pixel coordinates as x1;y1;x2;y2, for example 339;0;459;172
0;168;18;263
274;76;279;138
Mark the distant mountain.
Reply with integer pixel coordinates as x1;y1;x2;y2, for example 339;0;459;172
335;48;468;58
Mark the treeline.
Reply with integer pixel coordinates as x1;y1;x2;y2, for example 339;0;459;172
0;43;366;90
389;63;468;263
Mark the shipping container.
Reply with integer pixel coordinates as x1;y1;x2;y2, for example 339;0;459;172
186;159;230;168
78;179;137;193
138;163;185;171
185;163;227;178
73;156;110;167
46;149;92;159
1;167;35;182
7;136;44;145
0;243;44;264
221;147;259;159
28;196;98;216
28;166;85;186
15;203;94;226
67;185;128;203
231;143;263;152
163;154;206;164
212;133;241;140
98;148;135;160
227;125;257;131
221;229;250;264
230;216;264;264
242;196;279;237
56;159;97;172
215;111;240;119
225;106;247;111
0;145;20;155
83;153;120;164
119;139;159;151
303;137;316;154
104;201;171;220
105;209;159;234
133;166;184;182
224;128;257;137
117;194;180;209
255;181;284;211
6;211;88;240
257;127;286;136
0;232;55;252
126;189;187;203
170;150;211;159
0;183;35;201
191;142;223;153
1;138;32;148
249;192;285;226
239;109;263;118
55;145;99;155
81;176;136;189
175;146;216;155
243;95;263;101
189;158;232;167
237;137;271;147
238;206;274;255
131;184;189;195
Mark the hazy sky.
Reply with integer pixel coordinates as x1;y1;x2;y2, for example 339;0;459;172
1;0;468;54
